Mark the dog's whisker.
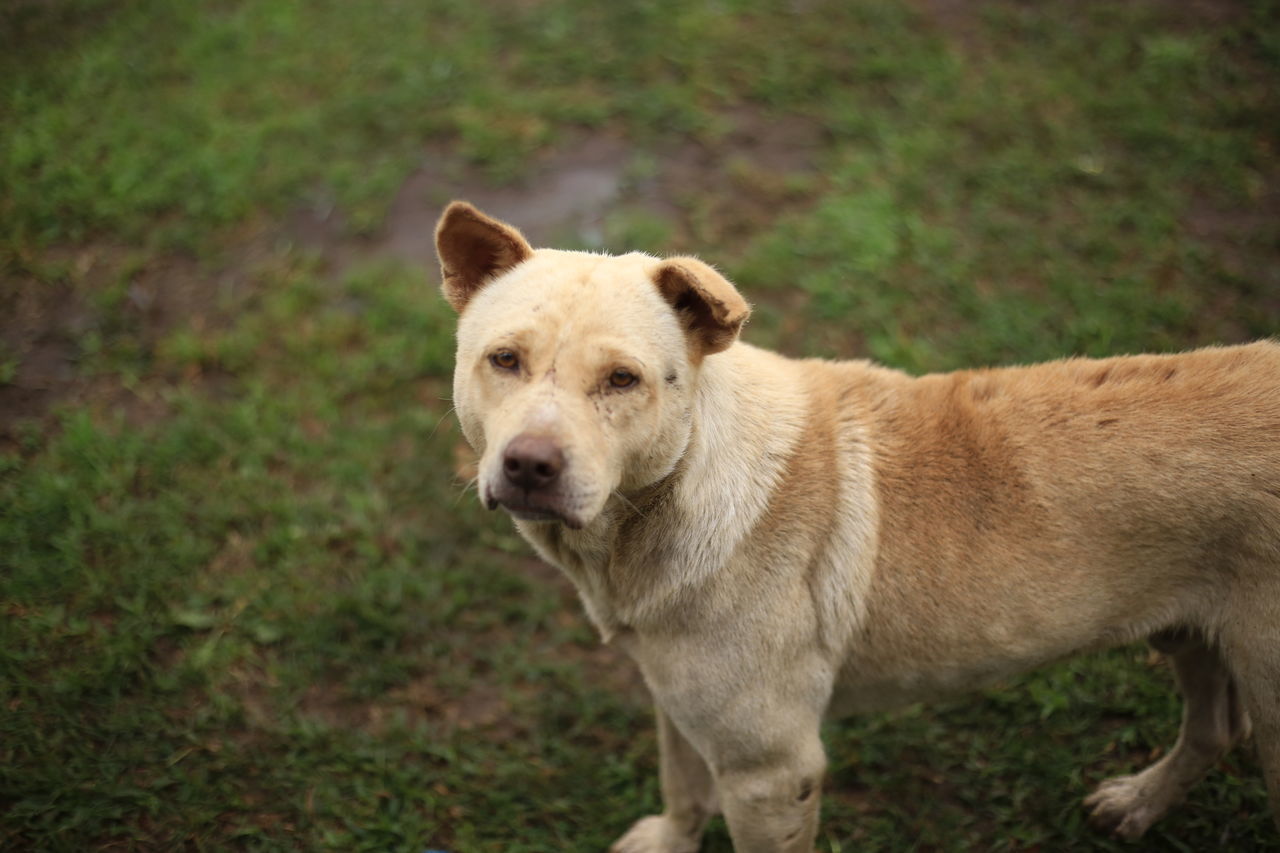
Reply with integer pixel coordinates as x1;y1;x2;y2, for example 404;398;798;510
428;405;458;440
453;475;480;507
611;489;645;519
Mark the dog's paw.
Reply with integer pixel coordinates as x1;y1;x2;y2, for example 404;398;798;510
609;815;701;853
1083;773;1168;839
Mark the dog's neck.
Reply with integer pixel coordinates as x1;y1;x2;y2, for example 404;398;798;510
516;343;809;641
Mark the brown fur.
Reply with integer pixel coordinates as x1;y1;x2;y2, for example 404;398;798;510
848;347;1280;690
436;201;533;312
652;258;751;359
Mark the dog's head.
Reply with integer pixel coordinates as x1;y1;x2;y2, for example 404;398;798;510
437;201;750;530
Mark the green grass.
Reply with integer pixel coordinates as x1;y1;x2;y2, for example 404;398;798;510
2;0;1278;849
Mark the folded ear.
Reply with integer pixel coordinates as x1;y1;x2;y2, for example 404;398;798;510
435;201;534;312
652;257;751;358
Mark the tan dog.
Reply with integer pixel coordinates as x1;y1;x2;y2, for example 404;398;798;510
436;200;1280;851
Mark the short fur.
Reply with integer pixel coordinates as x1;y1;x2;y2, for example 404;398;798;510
438;200;1280;851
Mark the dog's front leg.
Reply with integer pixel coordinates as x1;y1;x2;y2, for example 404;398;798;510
611;707;717;853
715;729;826;853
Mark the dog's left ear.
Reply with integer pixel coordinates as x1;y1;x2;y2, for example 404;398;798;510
652;257;751;357
435;201;534;312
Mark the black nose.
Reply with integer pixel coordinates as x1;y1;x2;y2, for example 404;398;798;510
503;434;565;491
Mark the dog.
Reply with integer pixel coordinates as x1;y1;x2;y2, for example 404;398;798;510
436;200;1280;851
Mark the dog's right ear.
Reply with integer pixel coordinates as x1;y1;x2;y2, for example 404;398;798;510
652;257;751;359
435;201;534;312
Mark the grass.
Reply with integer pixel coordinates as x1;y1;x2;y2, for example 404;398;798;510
2;0;1278;849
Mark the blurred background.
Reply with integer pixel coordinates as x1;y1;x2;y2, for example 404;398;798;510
2;0;1277;849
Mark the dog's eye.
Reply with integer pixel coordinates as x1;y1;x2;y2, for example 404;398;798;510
609;368;638;389
490;350;519;371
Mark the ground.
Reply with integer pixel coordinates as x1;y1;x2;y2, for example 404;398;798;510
2;0;1278;850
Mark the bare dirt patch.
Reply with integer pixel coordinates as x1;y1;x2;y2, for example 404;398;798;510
294;107;826;275
293;676;525;739
1;252;94;437
0;233;269;447
287;133;631;276
634;106;828;253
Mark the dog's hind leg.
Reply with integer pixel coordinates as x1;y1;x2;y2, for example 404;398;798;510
1085;630;1250;839
1238;665;1280;834
1221;614;1280;833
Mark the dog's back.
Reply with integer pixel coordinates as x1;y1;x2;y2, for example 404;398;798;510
830;341;1280;704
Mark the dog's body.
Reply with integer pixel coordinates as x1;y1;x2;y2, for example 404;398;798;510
437;201;1280;851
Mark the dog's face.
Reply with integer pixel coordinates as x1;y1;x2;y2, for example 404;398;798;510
437;202;749;530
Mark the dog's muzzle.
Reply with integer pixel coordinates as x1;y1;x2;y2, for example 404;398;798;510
485;433;583;528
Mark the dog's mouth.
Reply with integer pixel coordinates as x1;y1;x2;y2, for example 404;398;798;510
486;493;584;530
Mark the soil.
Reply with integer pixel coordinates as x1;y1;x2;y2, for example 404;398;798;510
292;108;827;272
